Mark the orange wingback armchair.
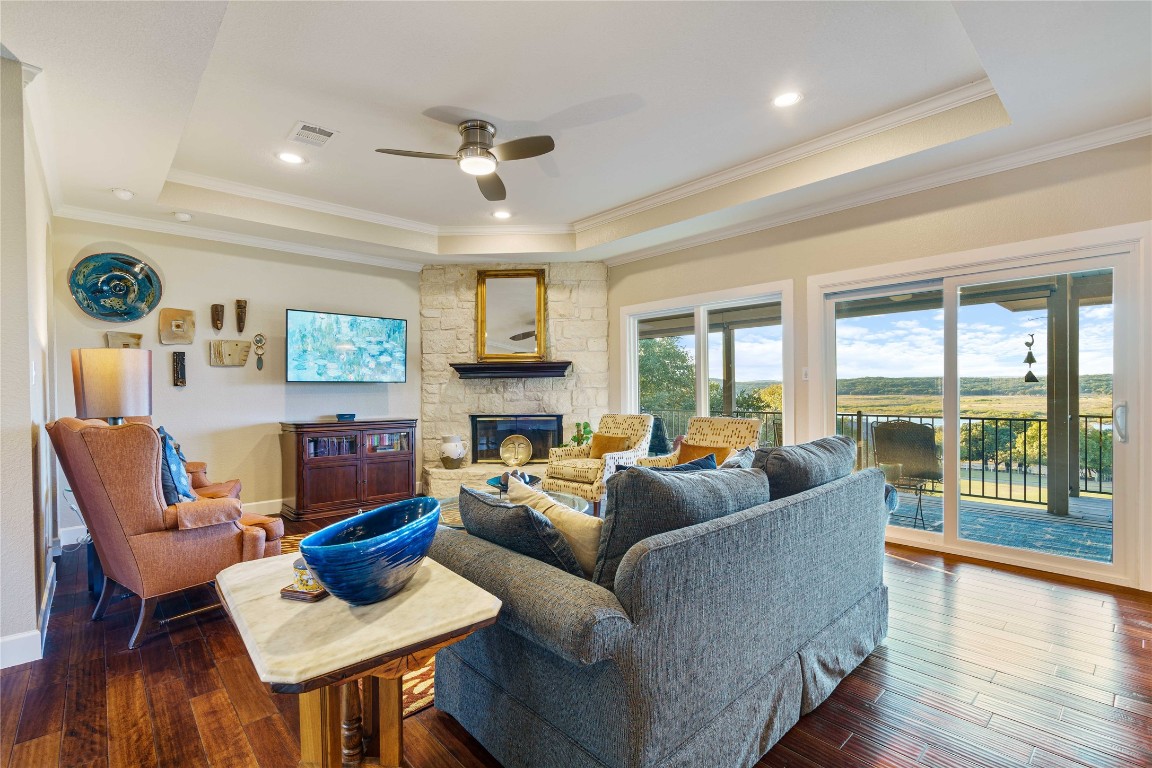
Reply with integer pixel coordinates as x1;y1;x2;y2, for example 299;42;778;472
47;418;283;648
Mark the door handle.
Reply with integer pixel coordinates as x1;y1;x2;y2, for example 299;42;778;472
1113;402;1128;443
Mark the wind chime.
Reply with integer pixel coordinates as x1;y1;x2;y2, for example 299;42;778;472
1023;333;1039;383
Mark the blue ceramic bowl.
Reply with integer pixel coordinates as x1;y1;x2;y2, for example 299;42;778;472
298;497;440;606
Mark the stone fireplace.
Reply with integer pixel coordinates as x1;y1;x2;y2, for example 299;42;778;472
470;414;563;464
419;262;609;497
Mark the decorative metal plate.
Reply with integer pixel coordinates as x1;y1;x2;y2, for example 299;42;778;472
69;252;162;322
499;435;533;467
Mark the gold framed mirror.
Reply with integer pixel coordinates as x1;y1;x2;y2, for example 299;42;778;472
476;269;546;362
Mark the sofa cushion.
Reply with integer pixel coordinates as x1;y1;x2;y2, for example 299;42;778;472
753;435;856;499
458;487;584;577
676;441;734;466
548;458;604;483
588;433;630;459
720;447;755;469
594;467;772;589
506;476;603;577
157;426;196;506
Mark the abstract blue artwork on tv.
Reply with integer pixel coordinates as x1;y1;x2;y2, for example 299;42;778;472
286;309;407;383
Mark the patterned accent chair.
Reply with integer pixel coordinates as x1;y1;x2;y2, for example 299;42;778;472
541;414;654;513
637;416;761;468
47;418;284;648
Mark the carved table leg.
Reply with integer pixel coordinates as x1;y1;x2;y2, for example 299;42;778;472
340;681;363;767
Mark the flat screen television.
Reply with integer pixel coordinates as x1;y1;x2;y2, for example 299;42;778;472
285;309;407;383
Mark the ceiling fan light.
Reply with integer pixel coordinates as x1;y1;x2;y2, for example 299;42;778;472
457;147;497;176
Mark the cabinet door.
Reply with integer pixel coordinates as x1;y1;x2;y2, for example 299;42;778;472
303;433;359;460
362;458;413;504
302;462;362;510
363;429;410;456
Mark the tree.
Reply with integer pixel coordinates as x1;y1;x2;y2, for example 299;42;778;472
638;337;695;413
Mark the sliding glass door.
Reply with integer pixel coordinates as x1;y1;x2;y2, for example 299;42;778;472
950;267;1115;563
827;252;1131;573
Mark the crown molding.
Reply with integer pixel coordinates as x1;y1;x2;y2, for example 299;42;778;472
53;205;423;272
167;169;575;239
165;170;441;235
604;118;1152;268
437;223;574;237
575;79;998;233
20;62;42;86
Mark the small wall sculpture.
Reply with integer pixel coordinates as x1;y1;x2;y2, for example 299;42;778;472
209;340;251;367
69;252;162;322
158;308;195;344
105;331;142;349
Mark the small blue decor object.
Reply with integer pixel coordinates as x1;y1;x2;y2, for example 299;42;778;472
69;253;162;322
336;413;356;422
299;497;440;606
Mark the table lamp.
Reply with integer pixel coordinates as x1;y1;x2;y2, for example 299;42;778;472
71;348;152;424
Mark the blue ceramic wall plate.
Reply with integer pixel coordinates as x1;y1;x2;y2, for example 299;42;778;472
69;252;162;322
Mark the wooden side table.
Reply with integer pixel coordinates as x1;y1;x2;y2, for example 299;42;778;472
216;553;501;768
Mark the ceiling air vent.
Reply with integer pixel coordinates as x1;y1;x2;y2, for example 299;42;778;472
288;121;337;148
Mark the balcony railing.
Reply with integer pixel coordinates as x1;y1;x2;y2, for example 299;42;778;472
835;412;1113;502
643;408;1113;504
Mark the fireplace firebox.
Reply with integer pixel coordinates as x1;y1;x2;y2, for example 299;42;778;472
470;414;563;464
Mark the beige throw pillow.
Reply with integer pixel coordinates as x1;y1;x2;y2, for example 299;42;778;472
507;477;602;577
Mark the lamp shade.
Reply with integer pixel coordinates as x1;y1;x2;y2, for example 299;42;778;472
71;348;152;422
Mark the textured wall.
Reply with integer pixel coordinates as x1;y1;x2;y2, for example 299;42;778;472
419;262;609;468
52;219;422;519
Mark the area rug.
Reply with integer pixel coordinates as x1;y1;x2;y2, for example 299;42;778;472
279;533;436;716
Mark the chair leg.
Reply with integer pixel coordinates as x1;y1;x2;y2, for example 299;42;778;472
91;576;119;620
128;597;159;649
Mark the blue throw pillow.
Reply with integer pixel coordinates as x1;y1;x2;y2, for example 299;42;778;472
649;454;717;472
458;487;584;577
617;454;717;473
720;447;755;469
157;426;196;506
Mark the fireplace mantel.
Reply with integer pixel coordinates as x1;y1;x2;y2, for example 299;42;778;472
449;361;572;379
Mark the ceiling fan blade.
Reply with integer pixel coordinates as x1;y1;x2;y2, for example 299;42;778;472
509;331;536;341
375;148;456;160
476;172;506;201
491;135;555;162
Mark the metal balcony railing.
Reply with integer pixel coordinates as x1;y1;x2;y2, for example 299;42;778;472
642;408;1113;504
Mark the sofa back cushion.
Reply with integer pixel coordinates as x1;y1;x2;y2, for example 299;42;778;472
753;435;856;499
459;487;584;577
594;467;772;589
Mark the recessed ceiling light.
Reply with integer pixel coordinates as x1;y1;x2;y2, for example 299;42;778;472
772;92;804;108
173;212;193;222
111;188;134;201
277;151;306;164
492;210;512;220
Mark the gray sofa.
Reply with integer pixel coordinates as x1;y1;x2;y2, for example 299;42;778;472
428;446;888;768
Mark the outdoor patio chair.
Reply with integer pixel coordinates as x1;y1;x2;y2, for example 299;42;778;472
870;420;943;529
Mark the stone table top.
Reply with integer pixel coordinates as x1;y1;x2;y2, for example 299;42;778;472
216;553;501;691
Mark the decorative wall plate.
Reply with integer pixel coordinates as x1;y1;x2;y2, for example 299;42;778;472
209;340;252;367
158;308;195;344
499;435;533;467
69;253;162;322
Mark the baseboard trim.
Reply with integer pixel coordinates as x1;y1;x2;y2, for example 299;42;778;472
242;498;290;518
0;631;43;669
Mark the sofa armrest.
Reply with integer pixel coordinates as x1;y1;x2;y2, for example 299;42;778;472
183;461;209;488
635;452;679;468
549;444;591;461
429;527;632;666
166;497;242;531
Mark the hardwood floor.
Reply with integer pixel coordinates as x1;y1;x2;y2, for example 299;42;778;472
3;540;1150;768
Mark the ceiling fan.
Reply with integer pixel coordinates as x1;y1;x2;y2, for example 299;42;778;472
375;119;555;202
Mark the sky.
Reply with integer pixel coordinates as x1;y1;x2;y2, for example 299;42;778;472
663;301;1112;384
837;303;1113;380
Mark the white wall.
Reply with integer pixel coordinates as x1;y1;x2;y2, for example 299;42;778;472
0;54;42;667
608;138;1152;425
51;219;422;521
